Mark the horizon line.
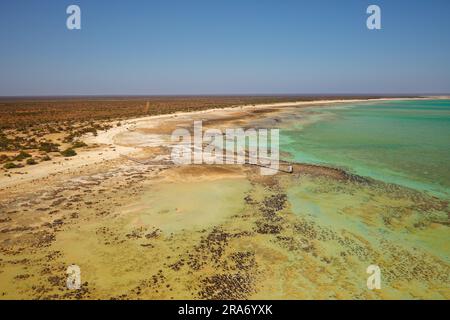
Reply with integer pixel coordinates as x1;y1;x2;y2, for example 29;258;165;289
1;93;448;101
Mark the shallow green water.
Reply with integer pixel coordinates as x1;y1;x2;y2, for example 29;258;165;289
280;100;450;198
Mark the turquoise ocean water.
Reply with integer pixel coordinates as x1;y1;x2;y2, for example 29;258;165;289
280;99;450;198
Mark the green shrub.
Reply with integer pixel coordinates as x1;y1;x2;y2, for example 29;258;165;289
61;148;77;157
72;141;87;148
26;158;37;165
0;135;13;151
41;155;51;161
39;142;60;153
14;151;32;161
3;162;19;169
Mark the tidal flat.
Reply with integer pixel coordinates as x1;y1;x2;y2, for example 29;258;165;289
0;98;448;299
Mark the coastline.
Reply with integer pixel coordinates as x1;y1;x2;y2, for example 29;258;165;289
0;96;435;191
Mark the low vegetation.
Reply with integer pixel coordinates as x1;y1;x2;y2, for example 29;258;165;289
14;151;32;161
39;142;60;153
26;158;37;165
72;141;87;148
60;148;77;157
3;162;23;169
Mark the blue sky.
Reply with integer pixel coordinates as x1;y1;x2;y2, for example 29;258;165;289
0;0;449;96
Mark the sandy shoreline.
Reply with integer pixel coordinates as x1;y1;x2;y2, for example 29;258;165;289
0;96;434;191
